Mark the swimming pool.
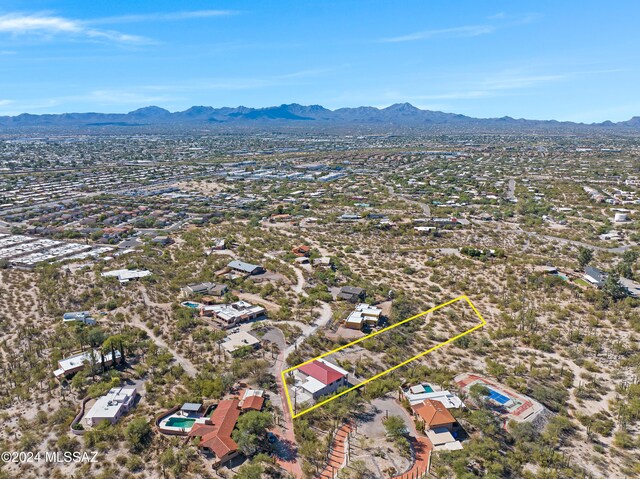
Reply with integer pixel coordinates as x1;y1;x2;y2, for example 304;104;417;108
422;384;434;393
487;389;510;405
165;417;195;429
181;301;201;309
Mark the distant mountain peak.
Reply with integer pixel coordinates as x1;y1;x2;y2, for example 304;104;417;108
0;103;638;131
128;106;171;116
385;102;421;112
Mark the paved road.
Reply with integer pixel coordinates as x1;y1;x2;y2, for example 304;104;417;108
533;232;635;254
387;185;431;217
283;301;333;358
479;220;636;254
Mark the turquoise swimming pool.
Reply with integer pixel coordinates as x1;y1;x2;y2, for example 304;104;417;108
165;417;195;429
182;301;201;309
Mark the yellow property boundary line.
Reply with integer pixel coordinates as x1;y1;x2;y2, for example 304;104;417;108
282;294;486;419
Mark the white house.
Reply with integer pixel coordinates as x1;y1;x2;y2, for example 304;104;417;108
101;269;152;284
293;359;349;402
402;383;465;409
345;303;382;330
54;349;121;379
84;386;138;426
201;300;266;326
221;331;261;353
63;311;96;325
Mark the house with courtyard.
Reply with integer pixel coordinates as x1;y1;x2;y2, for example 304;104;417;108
188;399;241;467
202;300;266;327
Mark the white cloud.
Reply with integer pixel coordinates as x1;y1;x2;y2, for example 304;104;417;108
381;13;540;43
381;25;495;43
87;10;238;25
0;12;152;44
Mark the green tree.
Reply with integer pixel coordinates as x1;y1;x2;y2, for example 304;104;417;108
602;271;629;301
577;247;593;269
383;415;406;439
235;462;264;479
232;410;273;456
126;417;152;452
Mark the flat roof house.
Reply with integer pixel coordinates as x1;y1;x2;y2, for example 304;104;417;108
402;384;465;409
54;349;121;379
313;257;333;269
84;386;138;426
181;282;220;296
345;303;382;330
294;359;349;401
203;300;266;326
63;311;96;325
221;331;261;353
227;260;265;276
188;399;241;467
101;269;152;284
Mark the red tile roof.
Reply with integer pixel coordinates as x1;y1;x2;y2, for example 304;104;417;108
299;360;345;386
190;399;241;460
412;399;455;428
240;395;264;411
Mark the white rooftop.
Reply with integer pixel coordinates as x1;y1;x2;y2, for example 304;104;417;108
404;385;465;409
101;269;152;282
222;331;261;352
55;349;120;377
84;386;137;422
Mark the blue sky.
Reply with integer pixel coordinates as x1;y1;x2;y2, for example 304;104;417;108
0;1;638;122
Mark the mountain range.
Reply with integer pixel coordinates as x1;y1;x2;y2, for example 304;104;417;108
1;103;640;132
